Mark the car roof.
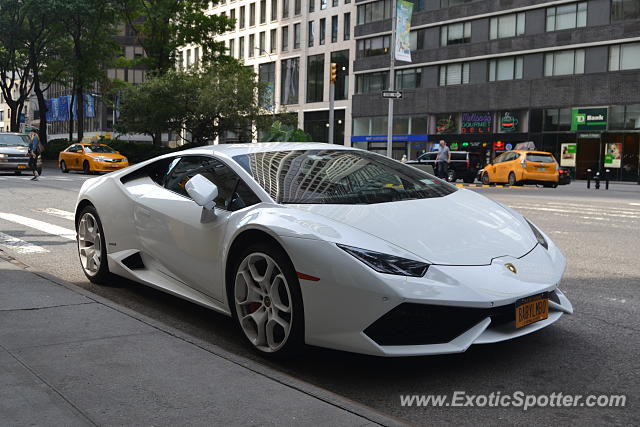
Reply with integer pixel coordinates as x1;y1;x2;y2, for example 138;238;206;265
177;142;354;157
511;150;554;155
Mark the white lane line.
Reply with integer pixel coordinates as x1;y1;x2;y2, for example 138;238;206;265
544;202;640;215
0;213;76;240
630;203;640;206
509;205;640;219
0;232;49;254
36;208;75;221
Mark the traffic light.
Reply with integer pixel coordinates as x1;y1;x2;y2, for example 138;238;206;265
330;62;337;83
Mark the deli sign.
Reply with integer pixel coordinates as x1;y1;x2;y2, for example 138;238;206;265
461;112;492;133
571;107;608;131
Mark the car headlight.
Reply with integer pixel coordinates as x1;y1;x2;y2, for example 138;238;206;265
337;244;430;277
525;218;548;250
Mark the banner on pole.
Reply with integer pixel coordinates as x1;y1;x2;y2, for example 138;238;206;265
395;0;413;62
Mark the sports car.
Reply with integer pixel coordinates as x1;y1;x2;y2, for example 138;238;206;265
74;143;573;356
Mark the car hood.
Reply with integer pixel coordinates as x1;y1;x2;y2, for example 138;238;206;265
288;190;537;266
0;145;28;154
86;152;126;159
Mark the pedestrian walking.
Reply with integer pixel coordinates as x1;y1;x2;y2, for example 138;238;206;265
27;128;41;181
435;140;451;179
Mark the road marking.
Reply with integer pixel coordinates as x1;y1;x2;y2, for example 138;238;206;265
36;208;75;221
509;205;640;219
0;213;76;240
630;203;640;206
0;232;49;254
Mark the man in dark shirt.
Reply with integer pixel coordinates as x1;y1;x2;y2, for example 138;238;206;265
28;128;40;181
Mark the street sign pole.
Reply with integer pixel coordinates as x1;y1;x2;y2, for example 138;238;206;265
386;0;397;158
329;63;337;144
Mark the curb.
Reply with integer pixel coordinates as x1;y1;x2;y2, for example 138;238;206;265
0;249;406;427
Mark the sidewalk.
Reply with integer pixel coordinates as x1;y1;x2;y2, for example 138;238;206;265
0;254;400;426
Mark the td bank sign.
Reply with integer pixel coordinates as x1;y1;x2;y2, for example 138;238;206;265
571;107;608;131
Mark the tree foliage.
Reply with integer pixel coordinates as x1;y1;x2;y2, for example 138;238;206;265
262;121;312;143
118;0;232;75
116;60;269;145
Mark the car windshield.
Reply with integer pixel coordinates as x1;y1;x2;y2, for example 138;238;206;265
527;154;555;163
0;134;29;147
233;149;457;205
84;145;116;153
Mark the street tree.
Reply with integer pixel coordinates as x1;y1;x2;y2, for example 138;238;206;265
0;0;34;133
116;60;269;145
54;0;120;141
117;0;232;75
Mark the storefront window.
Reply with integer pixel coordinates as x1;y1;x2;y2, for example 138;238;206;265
434;113;458;134
544;108;572;131
498;111;527;133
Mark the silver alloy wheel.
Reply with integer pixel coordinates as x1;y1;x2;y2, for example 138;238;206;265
234;252;293;353
78;212;102;276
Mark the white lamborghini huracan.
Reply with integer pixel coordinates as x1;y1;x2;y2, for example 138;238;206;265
75;143;573;356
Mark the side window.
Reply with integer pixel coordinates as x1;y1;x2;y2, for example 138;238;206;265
493;153;506;163
69;145;80;153
164;156;216;197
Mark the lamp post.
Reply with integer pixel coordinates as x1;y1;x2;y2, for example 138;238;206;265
386;0;397;159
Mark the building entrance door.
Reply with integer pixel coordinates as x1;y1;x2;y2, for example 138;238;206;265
576;135;601;179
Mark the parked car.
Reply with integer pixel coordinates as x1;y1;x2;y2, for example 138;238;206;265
0;132;42;175
480;150;559;187
406;151;483;183
59;143;129;174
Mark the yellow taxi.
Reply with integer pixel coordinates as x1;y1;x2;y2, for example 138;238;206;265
59;143;129;174
480;150;559;187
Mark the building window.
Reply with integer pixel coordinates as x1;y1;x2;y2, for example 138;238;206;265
357;35;390;58
489;56;524;81
440;0;472;7
250;3;256;26
546;2;587;31
186;49;192;67
395;68;421;89
259;31;266;53
612;0;640;21
319;18;326;45
308;21;315;47
441;22;471;46
229;39;236;57
281;57;299;104
295;0;301;15
309;0;314;13
344;12;350;40
610;42;640;71
240;6;246;29
357;0;391;25
230;9;236;30
356;71;389;94
259;0;266;23
293;23;301;49
307;54;325;103
544;49;585;76
490;13;525;39
271;0;278;21
331;50;349;100
410;29;425;51
259;62;276;109
282;26;289;51
270;28;277;53
248;34;255;57
321;0;328;10
283;0;289;18
331;15;338;43
439;63;470;86
239;36;245;59
332;0;338;6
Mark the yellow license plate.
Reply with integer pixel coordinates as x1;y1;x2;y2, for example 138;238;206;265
515;294;549;328
17;164;27;169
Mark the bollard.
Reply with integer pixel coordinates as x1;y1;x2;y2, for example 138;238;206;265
587;169;591;189
595;171;601;189
605;169;610;190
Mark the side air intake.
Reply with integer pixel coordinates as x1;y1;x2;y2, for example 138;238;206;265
121;252;145;270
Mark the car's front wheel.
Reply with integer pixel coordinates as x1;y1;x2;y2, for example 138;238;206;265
76;205;111;284
508;172;517;186
83;160;91;174
232;242;304;356
482;172;491;185
60;160;68;173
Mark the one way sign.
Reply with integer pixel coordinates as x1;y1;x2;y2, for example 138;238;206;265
382;90;403;99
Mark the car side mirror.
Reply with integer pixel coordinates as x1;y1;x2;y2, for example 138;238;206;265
186;174;218;212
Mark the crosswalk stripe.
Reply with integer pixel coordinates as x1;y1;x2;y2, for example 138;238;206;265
0;212;76;240
36;208;75;221
0;231;49;254
509;205;640;219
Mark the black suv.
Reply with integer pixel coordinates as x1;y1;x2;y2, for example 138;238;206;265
406;151;482;183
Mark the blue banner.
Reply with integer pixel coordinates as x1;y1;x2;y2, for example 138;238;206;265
58;96;70;121
44;93;95;121
351;134;428;143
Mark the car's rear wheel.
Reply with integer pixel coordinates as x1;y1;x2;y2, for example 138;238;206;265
14;170;21;176
60;160;68;173
544;183;558;188
463;175;475;184
447;169;457;182
232;242;304;356
83;160;91;174
76;205;111;284
508;172;517;186
481;173;490;185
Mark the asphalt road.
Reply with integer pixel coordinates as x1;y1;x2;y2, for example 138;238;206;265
1;165;638;426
